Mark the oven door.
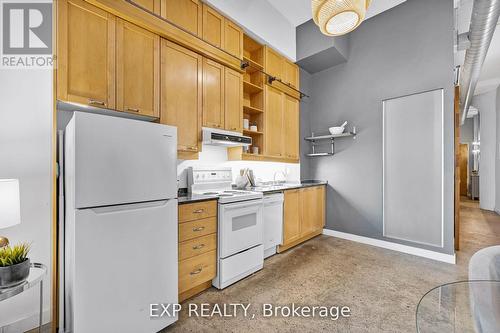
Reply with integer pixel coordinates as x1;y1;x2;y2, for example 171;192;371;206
219;199;263;258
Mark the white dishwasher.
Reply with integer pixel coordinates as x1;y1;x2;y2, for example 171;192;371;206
263;193;284;258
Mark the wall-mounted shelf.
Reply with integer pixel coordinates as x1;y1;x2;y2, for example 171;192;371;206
304;132;353;141
304;130;356;157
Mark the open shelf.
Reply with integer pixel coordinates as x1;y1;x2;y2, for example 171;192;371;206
243;80;263;94
243;105;263;115
304;132;354;141
243;56;263;74
243;129;263;136
306;153;335;157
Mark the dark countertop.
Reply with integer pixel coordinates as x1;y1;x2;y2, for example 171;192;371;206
178;181;328;203
247;180;328;194
178;193;218;204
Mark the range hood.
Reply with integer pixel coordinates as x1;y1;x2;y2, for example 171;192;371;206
202;127;252;147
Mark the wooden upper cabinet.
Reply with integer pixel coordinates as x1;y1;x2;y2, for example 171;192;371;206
283;189;301;246
224;67;243;132
116;19;160;117
284;60;299;89
203;58;225;129
283;95;299;160
161;0;202;36
57;0;115;109
224;19;243;59
133;0;160;14
265;85;284;157
265;46;284;80
202;4;224;49
160;40;202;153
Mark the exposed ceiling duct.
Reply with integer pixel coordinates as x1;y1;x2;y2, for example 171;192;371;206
459;0;500;124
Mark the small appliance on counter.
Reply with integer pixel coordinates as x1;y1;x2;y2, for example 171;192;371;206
187;167;264;289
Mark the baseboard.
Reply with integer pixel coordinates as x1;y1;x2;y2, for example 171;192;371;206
322;229;456;264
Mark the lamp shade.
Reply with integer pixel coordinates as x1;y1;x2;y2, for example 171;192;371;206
0;179;21;229
312;0;372;36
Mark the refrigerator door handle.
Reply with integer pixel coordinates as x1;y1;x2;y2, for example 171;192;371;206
89;200;173;214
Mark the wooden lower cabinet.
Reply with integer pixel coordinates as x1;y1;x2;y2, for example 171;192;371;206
178;200;217;302
279;185;326;252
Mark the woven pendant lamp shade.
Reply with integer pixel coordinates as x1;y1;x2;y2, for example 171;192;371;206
312;0;372;36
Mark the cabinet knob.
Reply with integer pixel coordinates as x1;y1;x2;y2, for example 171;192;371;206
192;244;205;250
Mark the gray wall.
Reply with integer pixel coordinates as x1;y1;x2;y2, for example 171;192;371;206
302;0;455;255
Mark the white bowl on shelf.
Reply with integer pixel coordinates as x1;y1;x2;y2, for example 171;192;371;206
328;126;345;135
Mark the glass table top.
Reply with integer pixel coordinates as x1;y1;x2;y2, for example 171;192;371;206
416;280;500;333
0;263;47;302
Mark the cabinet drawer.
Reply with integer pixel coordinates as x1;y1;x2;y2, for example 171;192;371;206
179;233;217;261
179;200;217;222
179;216;217;242
179;250;216;293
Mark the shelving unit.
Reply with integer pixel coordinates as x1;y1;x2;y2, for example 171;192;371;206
230;33;265;159
304;131;356;157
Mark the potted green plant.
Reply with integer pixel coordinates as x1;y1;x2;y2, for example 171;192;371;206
0;242;31;288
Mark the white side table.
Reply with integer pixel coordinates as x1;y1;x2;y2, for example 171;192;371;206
0;263;47;332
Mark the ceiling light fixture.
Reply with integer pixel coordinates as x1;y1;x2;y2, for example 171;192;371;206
312;0;372;36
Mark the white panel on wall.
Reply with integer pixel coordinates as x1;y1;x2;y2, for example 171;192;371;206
383;89;444;247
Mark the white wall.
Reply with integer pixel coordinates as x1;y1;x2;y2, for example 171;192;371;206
204;0;296;61
0;69;52;330
473;90;497;211
177;145;300;188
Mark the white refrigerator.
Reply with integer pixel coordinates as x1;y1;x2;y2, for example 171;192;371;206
62;112;178;333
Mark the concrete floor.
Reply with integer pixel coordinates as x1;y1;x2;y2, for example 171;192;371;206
163;198;499;333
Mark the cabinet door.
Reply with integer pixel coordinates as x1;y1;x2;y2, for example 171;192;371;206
284;60;299;89
116;19;160;117
133;0;160;14
161;0;202;36
265;85;284;157
314;186;326;231
57;0;115;109
160;40;202;153
300;186;325;237
202;4;224;48
224;19;243;59
265;46;284;80
283;95;299;160
300;187;317;237
282;189;301;246
224;67;243;132
203;58;225;129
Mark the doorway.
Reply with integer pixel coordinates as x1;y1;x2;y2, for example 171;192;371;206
459;143;469;197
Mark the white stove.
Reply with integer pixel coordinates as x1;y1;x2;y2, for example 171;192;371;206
187;167;264;289
188;167;262;203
